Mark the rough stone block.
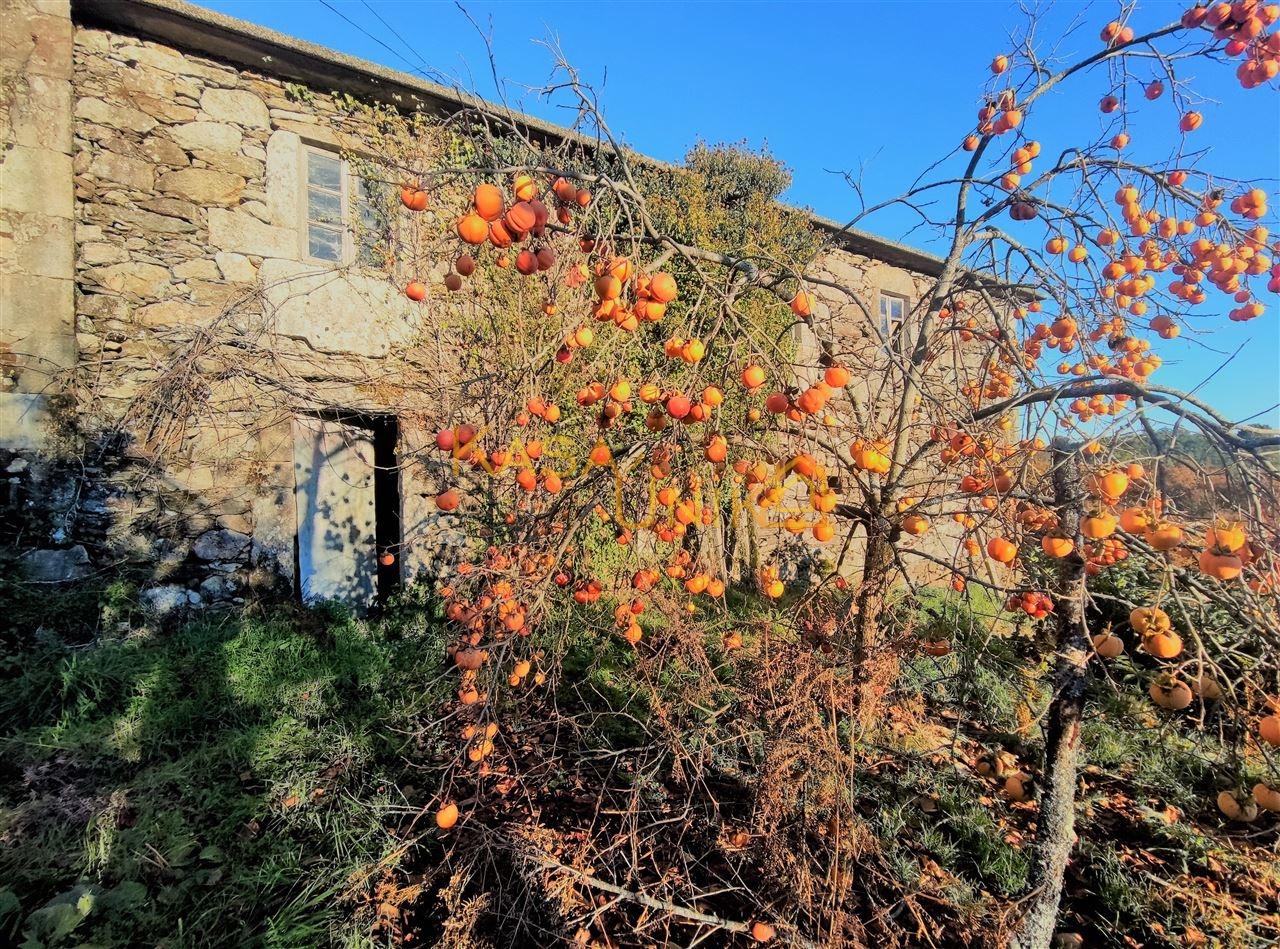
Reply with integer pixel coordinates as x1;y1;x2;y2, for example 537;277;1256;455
192;527;250;561
20;544;90;582
191;149;262;179
0;3;72;80
156;167;245;205
200;88;270;129
87;149;155;192
0;391;51;450
264;129;301;227
116;43;228;83
172;258;220;281
74;97;156;134
104;206;197;236
79;241;128;266
169;121;243;153
260;259;421;358
5;72;72;153
215;251;256;282
1;272;75;380
140;583;202;617
208;208;295;258
82;261;170;299
134;300;218;328
77;291;131;322
0;209;74;278
140;134;190;168
118;67;177;100
0;144;73;217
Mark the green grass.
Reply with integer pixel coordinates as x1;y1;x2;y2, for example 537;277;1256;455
0;582;450;948
0;568;1271;947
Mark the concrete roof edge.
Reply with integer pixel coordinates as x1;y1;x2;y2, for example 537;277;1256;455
71;0;951;278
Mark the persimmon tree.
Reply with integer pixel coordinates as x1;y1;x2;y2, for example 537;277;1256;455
122;1;1280;945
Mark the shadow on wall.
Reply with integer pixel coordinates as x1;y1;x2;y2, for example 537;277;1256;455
0;399;423;622
294;415;379;611
0;407;292;623
292;412;412;612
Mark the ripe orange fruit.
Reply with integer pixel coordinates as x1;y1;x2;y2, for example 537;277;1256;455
790;291;814;318
589;441;612;465
987;536;1018;563
1081;512;1117;539
1253;783;1280;813
473;183;503;221
1198;550;1242;581
751;922;777;943
435;802;459;830
764;392;789;414
1149;677;1193;710
504;201;537;234
666;395;692;419
594;274;621;301
1092;632;1124;658
902;515;929;536
1147;523;1183;551
1216;790;1258;822
824;365;851;388
400;186;428;211
1141;630;1183;659
741;365;767;390
1041;535;1074;558
457;213;488;244
648;272;678;303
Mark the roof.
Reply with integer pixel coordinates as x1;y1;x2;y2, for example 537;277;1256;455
71;0;950;277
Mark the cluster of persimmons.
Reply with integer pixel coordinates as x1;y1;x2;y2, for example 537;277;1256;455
372;7;1280;860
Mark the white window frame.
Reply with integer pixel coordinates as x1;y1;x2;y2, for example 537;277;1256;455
879;291;909;349
300;145;349;265
299;145;391;268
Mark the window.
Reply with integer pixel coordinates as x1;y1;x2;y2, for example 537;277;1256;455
303;147;393;267
879;292;909;346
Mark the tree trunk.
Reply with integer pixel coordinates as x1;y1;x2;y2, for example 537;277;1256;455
1012;441;1089;949
849;526;896;727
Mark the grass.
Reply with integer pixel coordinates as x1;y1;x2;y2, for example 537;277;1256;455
0;571;1273;947
0;576;450;948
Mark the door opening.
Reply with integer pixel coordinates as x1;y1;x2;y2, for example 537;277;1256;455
369;414;402;606
292;410;401;612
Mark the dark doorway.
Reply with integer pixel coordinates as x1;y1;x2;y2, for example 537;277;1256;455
293;410;402;611
369;414;402;606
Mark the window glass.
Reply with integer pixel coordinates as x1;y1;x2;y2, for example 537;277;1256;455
354;176;394;269
304;150;394;267
879;294;910;350
308;226;342;262
307;151;342;191
307;188;343;226
306;150;345;263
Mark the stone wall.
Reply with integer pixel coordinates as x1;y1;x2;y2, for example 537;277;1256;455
781;248;1000;587
2;5;983;610
2;0;75;406
1;0;84;578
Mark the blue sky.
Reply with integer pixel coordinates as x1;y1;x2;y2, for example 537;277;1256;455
201;0;1279;425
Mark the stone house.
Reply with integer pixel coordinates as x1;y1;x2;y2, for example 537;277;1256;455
1;0;983;612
